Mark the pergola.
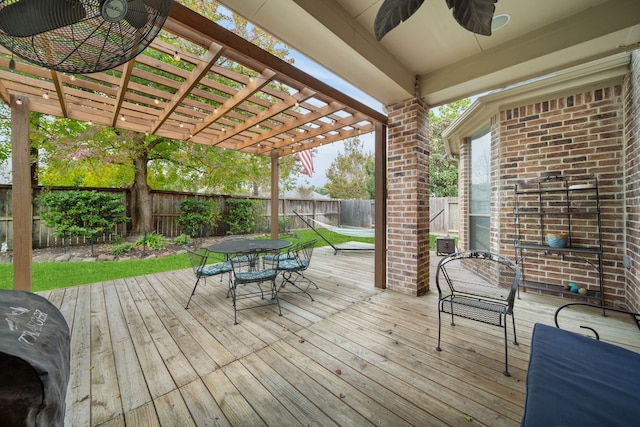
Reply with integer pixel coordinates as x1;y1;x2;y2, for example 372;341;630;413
1;2;388;291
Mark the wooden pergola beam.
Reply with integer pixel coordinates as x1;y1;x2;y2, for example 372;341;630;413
111;61;134;127
165;3;387;126
150;42;225;134
191;68;277;141
11;94;31;291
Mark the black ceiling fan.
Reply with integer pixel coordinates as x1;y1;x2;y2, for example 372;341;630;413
0;0;173;73
374;0;498;41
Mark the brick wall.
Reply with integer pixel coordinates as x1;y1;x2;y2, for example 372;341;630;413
458;83;627;306
386;98;430;295
625;51;640;311
498;84;626;306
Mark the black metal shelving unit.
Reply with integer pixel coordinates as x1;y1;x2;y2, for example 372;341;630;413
513;175;604;305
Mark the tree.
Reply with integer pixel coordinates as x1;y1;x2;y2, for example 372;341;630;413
325;137;373;199
429;99;471;196
364;156;375;199
0;105;55;185
311;185;328;196
0;104;12;169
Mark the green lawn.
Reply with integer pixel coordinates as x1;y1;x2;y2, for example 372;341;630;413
0;230;453;292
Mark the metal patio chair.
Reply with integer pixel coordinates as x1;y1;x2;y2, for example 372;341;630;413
229;248;282;325
184;246;232;309
263;232;300;266
435;250;521;376
277;239;319;301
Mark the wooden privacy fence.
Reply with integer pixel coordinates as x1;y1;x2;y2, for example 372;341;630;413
0;185;458;250
0;185;341;250
430;197;459;236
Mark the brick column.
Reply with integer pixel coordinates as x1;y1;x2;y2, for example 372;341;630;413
625;50;640;311
386;98;430;295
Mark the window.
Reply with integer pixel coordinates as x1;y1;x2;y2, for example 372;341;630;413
469;127;491;251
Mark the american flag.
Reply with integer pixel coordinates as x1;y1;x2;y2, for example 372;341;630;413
297;149;314;177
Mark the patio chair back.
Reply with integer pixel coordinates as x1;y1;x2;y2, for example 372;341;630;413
435;250;521;376
263;232;300;264
184;246;232;309
228;249;282;324
278;239;319;301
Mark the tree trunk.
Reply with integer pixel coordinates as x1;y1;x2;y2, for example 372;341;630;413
130;143;153;235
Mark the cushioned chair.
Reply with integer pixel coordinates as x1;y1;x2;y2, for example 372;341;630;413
263;232;300;266
435;250;521;376
277;239;318;301
229;248;282;324
184;246;232;309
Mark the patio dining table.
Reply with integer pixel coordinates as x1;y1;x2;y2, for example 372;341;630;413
207;238;291;255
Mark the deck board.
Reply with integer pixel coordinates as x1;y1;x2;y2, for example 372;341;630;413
90;283;123;426
179;379;231;427
39;243;640;426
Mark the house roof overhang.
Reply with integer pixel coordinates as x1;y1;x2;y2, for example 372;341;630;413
217;0;640;108
442;52;632;156
0;2;387;159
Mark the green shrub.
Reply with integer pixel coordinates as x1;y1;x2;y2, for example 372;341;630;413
38;190;129;255
177;198;221;237
112;242;134;256
278;216;290;232
134;232;168;250
225;199;257;235
174;234;192;245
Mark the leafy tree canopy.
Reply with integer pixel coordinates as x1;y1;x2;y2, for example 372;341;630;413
429;98;471;197
325;137;373;199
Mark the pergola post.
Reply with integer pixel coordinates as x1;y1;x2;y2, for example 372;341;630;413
375;122;387;289
11;94;32;291
270;151;279;239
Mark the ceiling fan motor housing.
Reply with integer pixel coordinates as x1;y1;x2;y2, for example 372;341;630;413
101;0;129;23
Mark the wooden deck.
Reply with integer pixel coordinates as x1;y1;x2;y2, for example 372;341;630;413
39;243;640;426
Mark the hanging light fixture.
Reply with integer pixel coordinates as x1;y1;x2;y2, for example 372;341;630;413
0;0;174;74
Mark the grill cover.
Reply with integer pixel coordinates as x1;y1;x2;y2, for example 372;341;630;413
0;290;70;426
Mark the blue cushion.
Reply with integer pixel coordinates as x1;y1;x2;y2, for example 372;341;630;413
278;259;309;271
198;261;232;277
236;268;277;282
264;252;295;262
522;323;640;427
229;254;251;263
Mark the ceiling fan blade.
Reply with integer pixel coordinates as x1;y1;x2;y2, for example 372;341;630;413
446;0;497;36
374;0;425;41
125;0;148;29
0;0;86;37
